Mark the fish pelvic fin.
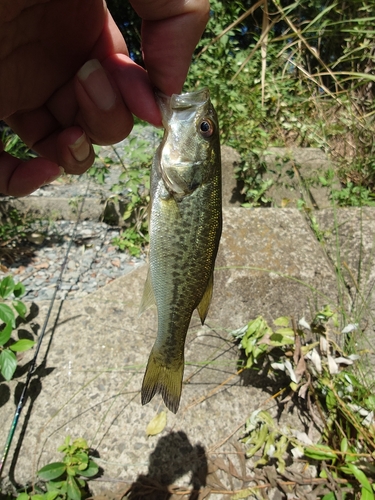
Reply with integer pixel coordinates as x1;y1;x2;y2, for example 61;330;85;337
141;348;184;414
197;272;214;325
139;268;155;315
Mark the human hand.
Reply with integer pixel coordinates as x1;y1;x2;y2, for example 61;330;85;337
0;0;209;196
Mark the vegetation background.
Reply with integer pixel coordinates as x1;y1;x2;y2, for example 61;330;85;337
107;0;375;207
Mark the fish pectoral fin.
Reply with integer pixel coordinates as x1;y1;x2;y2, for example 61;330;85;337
197;273;214;325
139;269;155;315
141;348;184;414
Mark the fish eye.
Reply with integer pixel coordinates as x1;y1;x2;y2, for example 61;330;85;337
199;119;214;138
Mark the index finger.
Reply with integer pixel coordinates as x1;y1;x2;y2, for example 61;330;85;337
130;0;210;95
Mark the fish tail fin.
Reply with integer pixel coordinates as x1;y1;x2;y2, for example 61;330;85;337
141;348;184;414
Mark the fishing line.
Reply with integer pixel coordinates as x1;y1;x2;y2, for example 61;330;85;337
0;182;91;478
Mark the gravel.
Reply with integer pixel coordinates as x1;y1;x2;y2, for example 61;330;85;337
3;220;145;301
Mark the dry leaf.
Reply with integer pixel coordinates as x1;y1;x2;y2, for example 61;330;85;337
146;410;167;436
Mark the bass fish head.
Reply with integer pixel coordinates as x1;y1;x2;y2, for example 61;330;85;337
156;87;220;198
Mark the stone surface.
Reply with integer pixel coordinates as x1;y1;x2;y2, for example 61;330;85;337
0;207;346;496
262;147;341;209
6;196;106;222
221;145;245;208
6;145;246;221
315;207;375;370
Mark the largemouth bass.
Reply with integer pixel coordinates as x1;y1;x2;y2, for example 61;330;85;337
140;87;222;413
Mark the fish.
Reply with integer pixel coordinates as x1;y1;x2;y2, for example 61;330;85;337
139;87;222;413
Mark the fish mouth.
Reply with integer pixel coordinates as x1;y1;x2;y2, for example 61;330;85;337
170;88;210;109
155;88;210;119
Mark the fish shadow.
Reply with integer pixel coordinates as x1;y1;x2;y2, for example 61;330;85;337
126;431;208;500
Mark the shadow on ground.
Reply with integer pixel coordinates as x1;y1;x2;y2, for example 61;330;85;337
125;431;208;500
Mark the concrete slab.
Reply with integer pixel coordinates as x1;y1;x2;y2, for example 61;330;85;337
315;207;375;370
262;147;341;209
4;145;246;226
5;196;106;222
0;207;344;497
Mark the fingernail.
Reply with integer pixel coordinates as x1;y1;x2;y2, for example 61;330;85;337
68;133;91;162
77;59;116;111
43;166;65;186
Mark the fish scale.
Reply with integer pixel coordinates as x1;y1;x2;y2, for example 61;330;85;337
139;88;222;413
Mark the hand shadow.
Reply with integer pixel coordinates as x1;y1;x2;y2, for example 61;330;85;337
126;431;208;500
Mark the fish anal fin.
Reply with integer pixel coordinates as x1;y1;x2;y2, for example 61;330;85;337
141;348;184;414
197;273;214;325
139;269;155;315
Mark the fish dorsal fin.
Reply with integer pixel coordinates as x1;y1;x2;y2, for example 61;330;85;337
139;268;155;315
197;273;214;325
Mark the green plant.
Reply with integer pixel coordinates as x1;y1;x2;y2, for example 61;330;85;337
86;145;113;186
331;182;375;207
103;132;161;256
183;0;375;207
0;208;35;246
111;226;148;258
233;309;375;498
17;437;99;500
0;276;33;381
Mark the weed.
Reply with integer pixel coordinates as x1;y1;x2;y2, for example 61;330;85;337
0;208;35;246
331;182;375;207
0;276;33;381
111;226;148;257
184;0;375;207
232;309;375;497
88;130;161;256
16;437;99;500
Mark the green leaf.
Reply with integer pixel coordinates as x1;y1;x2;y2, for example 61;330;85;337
365;395;375;411
67;466;77;476
0;303;15;327
0;349;17;380
13;300;27;319
10;339;35;352
273;316;290;327
66;475;81;500
38;462;66;481
275;326;294;335
361;488;375;500
76;452;89;470
326;390;337;411
16;493;30;500
0;276;15;299
72;438;88;450
43;492;60;500
13;282;26;298
76;478;85;488
321;493;336;500
57;436;71;453
79;460;99;478
344;463;373;495
304;444;337;461
341;437;348;454
269;332;294;345
0;322;12;346
46;479;66;492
